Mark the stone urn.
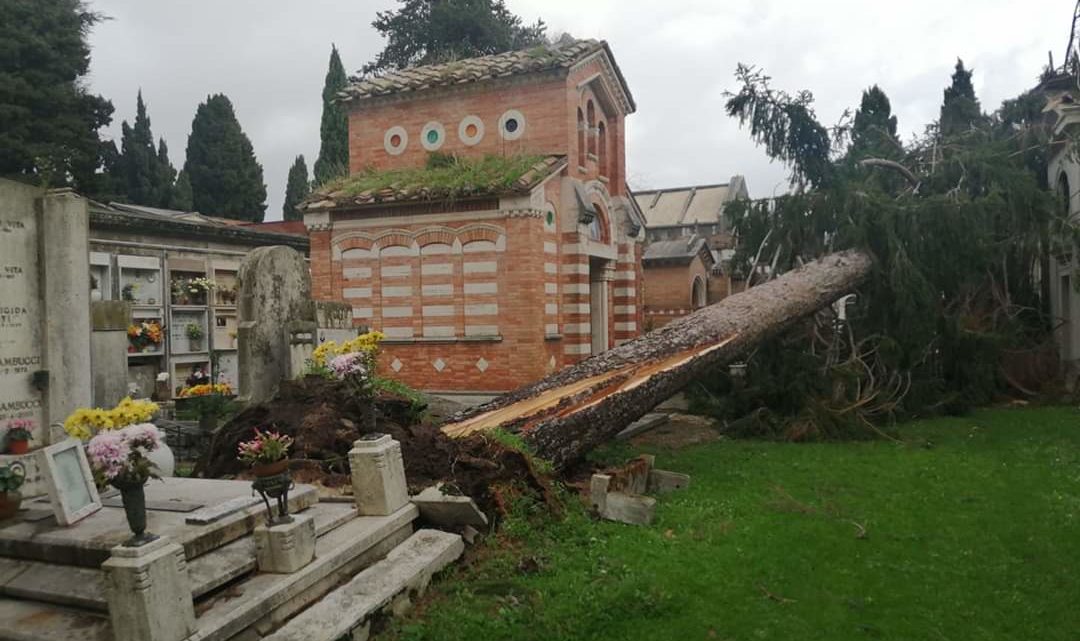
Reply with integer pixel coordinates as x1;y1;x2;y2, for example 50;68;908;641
147;442;175;477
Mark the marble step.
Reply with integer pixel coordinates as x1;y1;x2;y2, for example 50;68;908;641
190;503;418;641
0;501;360;612
264;529;464;641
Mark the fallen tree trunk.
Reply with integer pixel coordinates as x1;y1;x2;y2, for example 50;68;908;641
442;250;874;469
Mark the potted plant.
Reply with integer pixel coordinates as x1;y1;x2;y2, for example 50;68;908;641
186;323;204;352
0;462;26;520
238;429;293;478
187;277;215;306
86;424;163;546
121;283;137;302
5;419;33;454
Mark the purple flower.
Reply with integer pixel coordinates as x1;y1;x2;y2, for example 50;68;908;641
328;353;369;380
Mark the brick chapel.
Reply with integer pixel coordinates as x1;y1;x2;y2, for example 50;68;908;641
301;39;644;394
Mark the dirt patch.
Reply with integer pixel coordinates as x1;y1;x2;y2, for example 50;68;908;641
195;376;553;516
629;413;721;450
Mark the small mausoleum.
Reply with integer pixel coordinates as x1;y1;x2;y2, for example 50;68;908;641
300;38;645;395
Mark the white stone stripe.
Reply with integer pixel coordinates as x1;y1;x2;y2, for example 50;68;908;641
562;243;583;254
423;326;455;338
564;343;591;355
463;261;497;274
614;305;636;314
615;270;637;280
545;283;558;294
381;286;412;298
561;263;589;275
421;263;453;276
382;306;413;318
422;305;454;317
563;303;589;314
563;284;590;295
614;287;636;297
465;325;499;336
383;326;413;339
544;241;558;254
342;267;372;279
545;323;559;335
421;283;453;296
463;282;498;295
465;303;498;316
544;262;558;274
352;307;372;318
343;287;372;298
564;323;590;334
381;265;411;278
545;303;558;316
614;321;637;331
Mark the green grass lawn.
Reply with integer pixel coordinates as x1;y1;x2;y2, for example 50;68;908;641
387;407;1080;641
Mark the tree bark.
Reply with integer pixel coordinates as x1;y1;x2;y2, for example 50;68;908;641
442;250;874;469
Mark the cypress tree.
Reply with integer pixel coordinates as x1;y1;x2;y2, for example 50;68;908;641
939;59;983;137
0;0;114;193
169;170;193;211
313;45;349;185
283;155;311;221
116;91;177;207
849;85;900;160
183;94;267;222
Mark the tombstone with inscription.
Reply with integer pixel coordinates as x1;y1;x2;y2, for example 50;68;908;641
0;180;93;495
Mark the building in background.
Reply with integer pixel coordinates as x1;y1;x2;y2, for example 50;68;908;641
88;202;309;398
302;39;644;395
633;178;748;328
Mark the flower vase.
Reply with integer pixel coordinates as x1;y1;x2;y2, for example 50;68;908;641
189;337;202;352
0;491;21;520
251;459;289;478
113;480;157;546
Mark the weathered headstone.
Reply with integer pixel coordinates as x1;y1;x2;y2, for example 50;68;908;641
237;246;314;404
0;180;92;495
91;301;133;408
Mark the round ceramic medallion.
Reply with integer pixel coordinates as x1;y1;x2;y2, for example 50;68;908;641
384;126;408;155
421;121;445;151
498;109;526;141
458;115;485;146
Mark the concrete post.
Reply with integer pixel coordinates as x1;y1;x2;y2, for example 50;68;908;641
254;513;316;573
37;188;92;444
349;434;409;516
102;537;196;641
90;301;133;407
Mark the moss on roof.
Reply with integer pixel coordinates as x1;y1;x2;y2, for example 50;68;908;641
302;154;565;211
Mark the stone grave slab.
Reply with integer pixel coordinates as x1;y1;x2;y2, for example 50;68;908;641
0;477;317;567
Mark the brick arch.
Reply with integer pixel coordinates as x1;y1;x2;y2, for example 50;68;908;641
456;223;505;248
371;229;415;252
414;226;459;249
331;232;374;260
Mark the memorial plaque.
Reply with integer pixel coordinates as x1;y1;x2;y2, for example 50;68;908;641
0;199;44;442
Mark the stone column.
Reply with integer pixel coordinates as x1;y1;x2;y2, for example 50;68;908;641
91;301;132;407
349;434;409;516
254;514;316;573
38;188;92;443
102;537;196;641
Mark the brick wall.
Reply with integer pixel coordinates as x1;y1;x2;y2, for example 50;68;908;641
642;256;708;329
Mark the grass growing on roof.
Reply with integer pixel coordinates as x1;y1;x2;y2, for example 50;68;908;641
320;153;546;201
385;406;1080;641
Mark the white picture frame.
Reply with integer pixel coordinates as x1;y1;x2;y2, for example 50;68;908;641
38;438;102;526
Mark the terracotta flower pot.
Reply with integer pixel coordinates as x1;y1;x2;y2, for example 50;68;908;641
251;459;289;478
0;491;22;520
7;439;29;455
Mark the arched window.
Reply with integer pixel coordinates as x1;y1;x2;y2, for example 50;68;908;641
1060;172;1071;219
597;121;607;177
586;101;596;157
691;276;707;309
577;108;586;168
588;202;608;243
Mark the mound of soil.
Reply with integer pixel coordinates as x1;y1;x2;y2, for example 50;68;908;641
196;376;552;515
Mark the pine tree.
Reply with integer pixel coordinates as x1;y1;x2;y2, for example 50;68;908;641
0;0;114;194
169;170;193;211
940;59;983;137
313;46;349;185
183;94;267;222
283;155;311;221
363;0;546;75
849;85;900;160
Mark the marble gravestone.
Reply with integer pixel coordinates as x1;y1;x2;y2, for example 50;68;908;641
0;179;93;495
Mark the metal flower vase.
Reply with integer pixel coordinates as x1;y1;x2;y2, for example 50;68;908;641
251;460;293;526
113;479;158;547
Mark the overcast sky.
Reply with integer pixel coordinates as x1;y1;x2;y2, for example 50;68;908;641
87;0;1074;220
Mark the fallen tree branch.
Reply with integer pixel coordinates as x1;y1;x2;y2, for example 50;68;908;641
858;158;919;186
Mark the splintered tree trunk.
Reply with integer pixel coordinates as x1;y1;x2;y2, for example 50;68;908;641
441;250;874;469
